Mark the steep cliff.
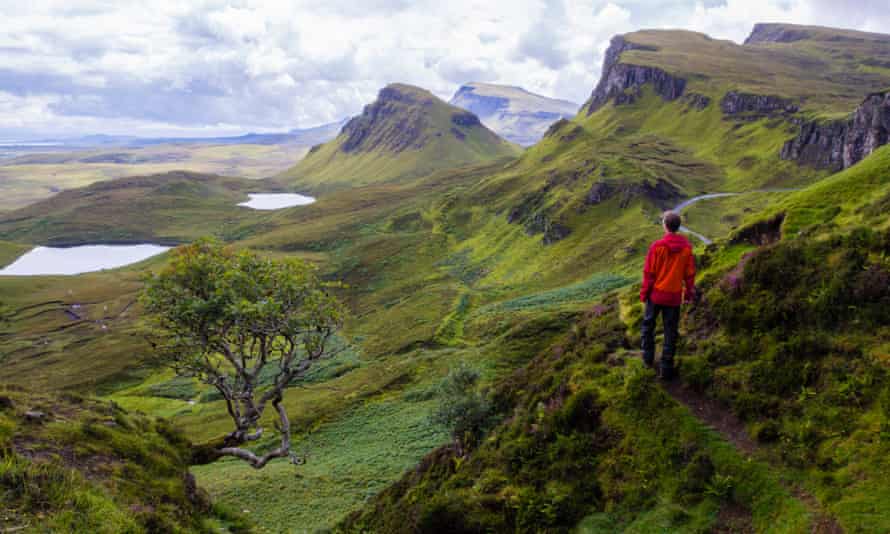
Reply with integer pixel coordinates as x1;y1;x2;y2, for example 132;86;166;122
584;36;686;115
720;91;799;117
781;91;890;170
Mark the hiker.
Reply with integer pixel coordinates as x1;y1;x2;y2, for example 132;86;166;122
639;211;696;380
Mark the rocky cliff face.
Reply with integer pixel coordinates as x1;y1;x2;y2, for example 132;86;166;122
721;91;799;117
781;91;890;170
846;92;890;165
585;36;686;115
340;85;431;153
449;83;578;146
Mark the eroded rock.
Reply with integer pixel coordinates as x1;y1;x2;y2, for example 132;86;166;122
781;91;890;170
720;91;799;117
585;36;685;115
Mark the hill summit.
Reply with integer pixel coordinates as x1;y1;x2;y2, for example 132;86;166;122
280;83;519;191
449;82;579;146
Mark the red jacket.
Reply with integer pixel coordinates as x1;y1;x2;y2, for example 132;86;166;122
640;233;696;306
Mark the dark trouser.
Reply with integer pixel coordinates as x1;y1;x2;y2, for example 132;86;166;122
641;301;680;375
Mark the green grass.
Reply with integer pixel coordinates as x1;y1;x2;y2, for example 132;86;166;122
0;387;249;533
279;84;520;192
617;26;890;115
0;142;308;212
193;395;449;533
0;171;281;246
338;305;812;533
0;241;29;268
475;273;631;314
776;144;890;235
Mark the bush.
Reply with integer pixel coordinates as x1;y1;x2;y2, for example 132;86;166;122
431;364;494;452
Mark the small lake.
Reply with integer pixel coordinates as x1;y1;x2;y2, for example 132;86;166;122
238;193;316;210
0;244;171;276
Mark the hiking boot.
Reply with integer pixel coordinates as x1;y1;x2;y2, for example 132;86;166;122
642;352;655;369
658;366;676;381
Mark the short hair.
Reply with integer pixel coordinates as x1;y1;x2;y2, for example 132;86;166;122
662;211;682;233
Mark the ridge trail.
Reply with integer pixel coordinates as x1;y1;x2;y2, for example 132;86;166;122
660;379;843;534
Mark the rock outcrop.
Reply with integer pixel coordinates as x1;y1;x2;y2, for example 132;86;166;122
684;93;712;111
744;23;811;45
340;85;431;154
721;91;799;117
781;91;890;170
585;36;686;115
845;92;890;166
582;178;681;210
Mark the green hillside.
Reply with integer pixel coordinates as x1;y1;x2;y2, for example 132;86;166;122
0;22;888;534
0;171;273;246
278;84;520;192
601;25;890;116
0;387;248;532
338;144;890;534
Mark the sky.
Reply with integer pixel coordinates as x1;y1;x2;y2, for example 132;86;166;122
0;0;888;139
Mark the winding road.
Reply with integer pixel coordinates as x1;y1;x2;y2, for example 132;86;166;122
672;189;799;245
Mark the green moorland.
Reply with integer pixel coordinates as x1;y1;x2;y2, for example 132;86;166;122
278;83;521;192
615;25;890;116
0;171;288;246
339;146;890;533
0;22;888;533
0;142;309;212
0;386;250;532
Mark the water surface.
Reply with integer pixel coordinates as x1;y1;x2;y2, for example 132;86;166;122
238;193;315;210
0;244;171;276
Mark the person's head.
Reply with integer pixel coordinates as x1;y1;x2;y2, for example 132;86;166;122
662;211;682;233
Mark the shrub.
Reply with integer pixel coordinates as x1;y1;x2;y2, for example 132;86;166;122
431;364;494;453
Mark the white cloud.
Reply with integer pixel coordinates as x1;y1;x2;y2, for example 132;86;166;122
0;0;886;138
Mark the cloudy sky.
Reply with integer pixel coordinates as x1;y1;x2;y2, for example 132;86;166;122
0;0;887;139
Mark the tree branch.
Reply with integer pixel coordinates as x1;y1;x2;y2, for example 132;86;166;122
217;395;291;469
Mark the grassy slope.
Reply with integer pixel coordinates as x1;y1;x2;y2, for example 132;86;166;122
0;241;30;268
279;84;520;192
0;386;248;533
338;141;890;534
0;143;309;212
339;305;810;534
0;24;887;533
0;171;282;246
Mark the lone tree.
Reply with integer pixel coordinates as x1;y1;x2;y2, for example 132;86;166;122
141;240;344;468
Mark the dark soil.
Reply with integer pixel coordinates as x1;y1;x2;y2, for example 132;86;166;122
708;502;755;533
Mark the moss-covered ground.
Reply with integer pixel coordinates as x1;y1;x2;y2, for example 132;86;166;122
0;386;249;533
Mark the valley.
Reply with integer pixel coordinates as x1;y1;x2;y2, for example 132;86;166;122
1;21;889;534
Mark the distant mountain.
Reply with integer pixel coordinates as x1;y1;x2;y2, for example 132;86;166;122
280;83;520;191
449;82;579;146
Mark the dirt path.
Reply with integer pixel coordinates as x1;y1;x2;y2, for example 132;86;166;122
661;380;758;456
659;377;843;534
